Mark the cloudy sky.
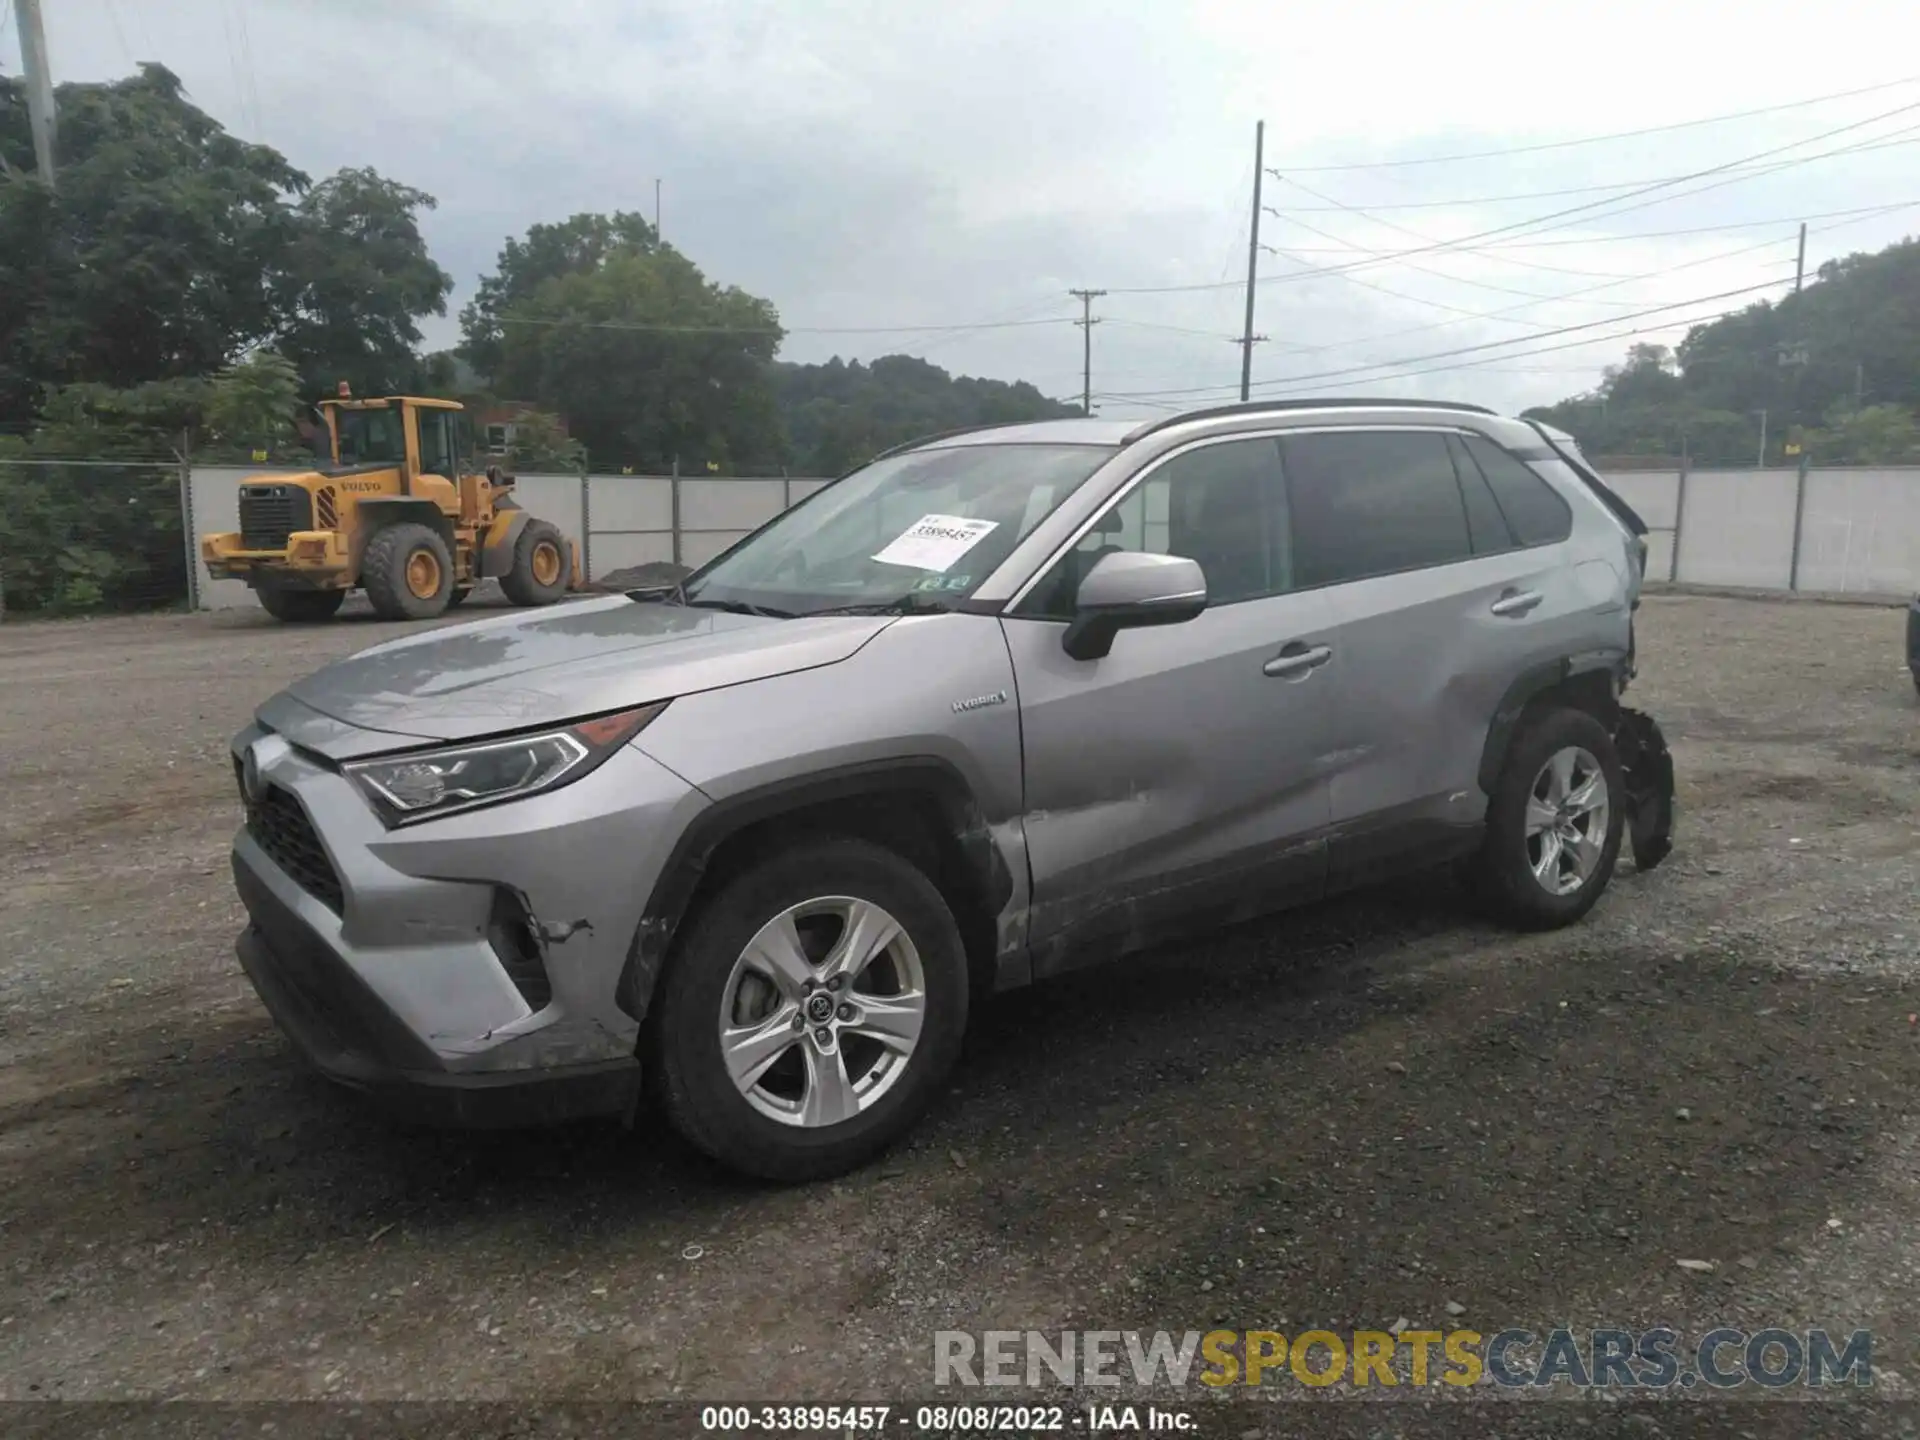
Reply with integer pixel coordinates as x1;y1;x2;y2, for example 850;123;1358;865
7;0;1919;418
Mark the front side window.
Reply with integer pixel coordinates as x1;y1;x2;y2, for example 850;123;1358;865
680;443;1114;618
417;409;454;476
1282;429;1471;588
336;407;406;465
1020;437;1291;618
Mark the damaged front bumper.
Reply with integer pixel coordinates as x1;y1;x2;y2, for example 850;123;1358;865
227;713;709;1128
1613;707;1676;871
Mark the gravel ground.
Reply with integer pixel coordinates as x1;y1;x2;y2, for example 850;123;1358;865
1;591;1917;1425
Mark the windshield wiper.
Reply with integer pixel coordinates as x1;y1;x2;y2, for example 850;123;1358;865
678;595;795;619
800;594;956;618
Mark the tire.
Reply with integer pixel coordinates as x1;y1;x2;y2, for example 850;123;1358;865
647;837;970;1182
361;523;453;621
499;519;570;607
446;586;472;609
1469;706;1626;932
255;586;344;623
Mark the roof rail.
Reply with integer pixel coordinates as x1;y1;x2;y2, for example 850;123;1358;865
839;423;1013;477
1122;397;1498;444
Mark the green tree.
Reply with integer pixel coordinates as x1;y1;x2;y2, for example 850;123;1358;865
481;227;785;469
204;348;302;456
774;353;1078;473
268;168;453;397
459;212;659;382
0;65;450;426
503;410;586;472
1530;235;1920;463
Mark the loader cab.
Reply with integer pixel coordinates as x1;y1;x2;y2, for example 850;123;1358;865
319;395;480;508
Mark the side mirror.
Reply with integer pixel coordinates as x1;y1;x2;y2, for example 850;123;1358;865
1061;551;1207;661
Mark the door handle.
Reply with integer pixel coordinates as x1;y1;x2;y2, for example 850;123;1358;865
1489;588;1543;618
1263;642;1333;679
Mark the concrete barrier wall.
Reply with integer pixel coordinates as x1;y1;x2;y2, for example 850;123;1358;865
1794;468;1920;595
1673;468;1801;591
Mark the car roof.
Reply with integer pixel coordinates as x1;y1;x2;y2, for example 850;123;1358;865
909;399;1514;457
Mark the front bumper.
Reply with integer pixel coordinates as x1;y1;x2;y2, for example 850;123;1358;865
229;715;710;1127
202;531;351;587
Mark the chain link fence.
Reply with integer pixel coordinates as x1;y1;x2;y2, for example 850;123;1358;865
0;458;191;619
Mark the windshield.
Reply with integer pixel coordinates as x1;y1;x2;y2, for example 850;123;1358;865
679;443;1115;617
336;407;406;465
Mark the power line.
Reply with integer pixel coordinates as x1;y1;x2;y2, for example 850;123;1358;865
498;315;1076;336
1095;200;1902;400
1091;276;1792;400
1264;201;1920;252
1277;75;1920;172
1106;107;1920;295
1261;131;1920;213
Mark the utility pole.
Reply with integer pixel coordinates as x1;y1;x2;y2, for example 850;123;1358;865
20;0;58;189
1239;120;1265;402
655;179;662;243
1069;288;1105;416
1794;221;1807;293
1756;408;1768;468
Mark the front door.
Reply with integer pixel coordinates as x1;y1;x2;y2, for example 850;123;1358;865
1000;434;1339;972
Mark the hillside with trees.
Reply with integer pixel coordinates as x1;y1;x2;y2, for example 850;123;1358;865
1526;236;1920;466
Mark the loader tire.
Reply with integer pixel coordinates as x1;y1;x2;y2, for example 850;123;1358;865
500;519;570;608
257;586;345;623
362;523;453;621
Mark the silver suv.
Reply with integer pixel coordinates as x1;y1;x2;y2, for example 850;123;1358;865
227;399;1674;1179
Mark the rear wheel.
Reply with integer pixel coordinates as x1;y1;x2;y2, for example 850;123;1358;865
256;586;345;623
362;523;453;621
499;519;570;607
647;838;970;1181
1469;706;1625;931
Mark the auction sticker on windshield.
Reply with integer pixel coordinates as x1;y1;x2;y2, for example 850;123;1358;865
872;515;998;572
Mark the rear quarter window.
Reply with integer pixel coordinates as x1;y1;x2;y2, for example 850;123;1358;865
1461;435;1574;547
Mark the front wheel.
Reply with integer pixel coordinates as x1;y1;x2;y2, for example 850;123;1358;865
361;523;453;621
1469;706;1625;931
499;520;570;607
647;838;970;1181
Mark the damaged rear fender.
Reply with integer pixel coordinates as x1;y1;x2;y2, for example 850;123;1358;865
1613;707;1675;871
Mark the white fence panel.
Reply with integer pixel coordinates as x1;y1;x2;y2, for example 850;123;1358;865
681;478;787;533
186;463;313;610
1794;468;1920;595
1672;468;1799;590
1602;471;1680;531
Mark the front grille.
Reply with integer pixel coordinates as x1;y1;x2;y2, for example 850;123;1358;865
238;485;314;551
246;784;345;914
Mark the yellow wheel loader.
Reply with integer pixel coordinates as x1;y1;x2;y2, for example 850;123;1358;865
199;388;584;623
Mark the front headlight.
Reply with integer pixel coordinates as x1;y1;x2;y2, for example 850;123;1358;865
344;703;668;826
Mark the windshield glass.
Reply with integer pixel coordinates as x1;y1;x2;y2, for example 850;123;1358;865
335;407;406;465
680;443;1114;617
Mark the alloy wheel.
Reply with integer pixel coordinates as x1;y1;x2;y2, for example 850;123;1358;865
1524;745;1610;896
718;896;927;1128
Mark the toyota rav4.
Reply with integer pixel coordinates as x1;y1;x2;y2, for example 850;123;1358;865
228;399;1674;1180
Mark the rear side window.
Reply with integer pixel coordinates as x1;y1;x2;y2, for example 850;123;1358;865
1445;433;1517;555
1281;430;1471;587
1461;435;1574;547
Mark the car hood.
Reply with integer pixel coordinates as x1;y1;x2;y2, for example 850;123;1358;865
270;595;894;752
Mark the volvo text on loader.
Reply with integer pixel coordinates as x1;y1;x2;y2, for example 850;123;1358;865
200;388;583;623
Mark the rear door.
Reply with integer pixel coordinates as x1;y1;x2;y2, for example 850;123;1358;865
1002;434;1338;970
1279;426;1594;888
